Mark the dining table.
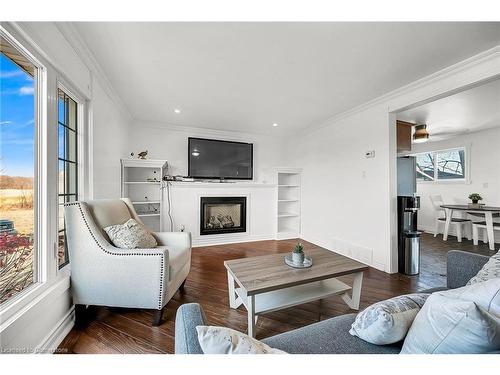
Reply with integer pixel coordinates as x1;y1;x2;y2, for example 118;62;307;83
440;204;500;251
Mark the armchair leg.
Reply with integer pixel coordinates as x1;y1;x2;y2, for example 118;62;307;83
152;307;164;326
74;304;89;328
180;279;186;291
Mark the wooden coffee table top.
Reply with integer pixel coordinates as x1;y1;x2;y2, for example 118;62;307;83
224;247;368;296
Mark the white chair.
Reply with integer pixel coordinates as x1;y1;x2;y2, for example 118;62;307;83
64;198;191;326
429;195;472;242
472;221;500;246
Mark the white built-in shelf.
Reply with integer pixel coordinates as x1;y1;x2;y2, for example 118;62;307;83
276;168;302;240
121;159;168;232
123;181;161;185
278;212;299;218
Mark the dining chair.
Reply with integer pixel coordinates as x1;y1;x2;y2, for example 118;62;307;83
429;194;472;242
472;221;500;246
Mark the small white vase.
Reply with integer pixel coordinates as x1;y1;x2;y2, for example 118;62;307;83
292;252;305;264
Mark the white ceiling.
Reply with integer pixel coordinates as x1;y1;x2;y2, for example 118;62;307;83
397;78;500;141
73;22;500;135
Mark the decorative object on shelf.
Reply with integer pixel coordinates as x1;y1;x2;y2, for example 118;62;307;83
284;253;313;268
138;150;148;159
468;193;483;208
147;170;159;182
292;242;305;264
129;152;135;159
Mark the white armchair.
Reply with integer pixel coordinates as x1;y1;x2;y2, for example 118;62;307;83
64;198;191;326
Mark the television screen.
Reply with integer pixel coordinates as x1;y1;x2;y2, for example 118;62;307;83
188;138;253;180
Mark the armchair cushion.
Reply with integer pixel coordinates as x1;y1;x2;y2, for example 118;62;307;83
104;218;157;249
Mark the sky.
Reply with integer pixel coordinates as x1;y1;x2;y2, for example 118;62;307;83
0;53;35;177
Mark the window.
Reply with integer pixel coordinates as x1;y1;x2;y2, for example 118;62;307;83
57;88;78;268
0;36;38;304
437;149;465;180
415;148;467;182
416;153;435;181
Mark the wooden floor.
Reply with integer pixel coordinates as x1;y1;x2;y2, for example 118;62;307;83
58;234;494;354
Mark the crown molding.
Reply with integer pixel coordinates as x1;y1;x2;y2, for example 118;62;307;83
55;22;133;121
299;44;500;136
133;119;285;139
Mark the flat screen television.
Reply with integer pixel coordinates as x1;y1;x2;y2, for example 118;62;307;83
188;137;253;180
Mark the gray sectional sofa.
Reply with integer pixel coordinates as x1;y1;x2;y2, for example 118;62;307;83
174;250;490;354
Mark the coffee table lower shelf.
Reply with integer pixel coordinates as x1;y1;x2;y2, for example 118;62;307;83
234;278;352;315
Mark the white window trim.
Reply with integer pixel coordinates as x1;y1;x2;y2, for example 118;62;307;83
0;24;88;325
412;145;471;185
0;25;51;324
56;80;87;271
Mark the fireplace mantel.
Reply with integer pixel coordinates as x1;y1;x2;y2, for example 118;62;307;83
163;182;277;246
169;181;276;188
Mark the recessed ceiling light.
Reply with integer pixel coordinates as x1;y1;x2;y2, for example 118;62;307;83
174;109;181;114
272;123;278;127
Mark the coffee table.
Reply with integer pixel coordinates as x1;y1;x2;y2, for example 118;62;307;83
224;247;368;337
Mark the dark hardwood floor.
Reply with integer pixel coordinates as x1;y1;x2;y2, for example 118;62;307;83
58;234;494;354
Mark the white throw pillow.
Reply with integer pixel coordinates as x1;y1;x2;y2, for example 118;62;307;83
349;293;430;345
103;219;157;249
401;278;500;354
467;250;500;285
196;326;286;354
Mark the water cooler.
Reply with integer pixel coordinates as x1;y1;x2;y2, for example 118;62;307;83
397;196;421;275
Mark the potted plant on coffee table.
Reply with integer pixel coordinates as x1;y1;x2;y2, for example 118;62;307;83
468;193;483;208
292;242;305;264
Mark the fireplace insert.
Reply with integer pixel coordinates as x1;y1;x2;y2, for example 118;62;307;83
200;196;247;235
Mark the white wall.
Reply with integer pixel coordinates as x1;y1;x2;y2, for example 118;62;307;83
91;81;131;198
128;122;286;183
285;104;391;270
286;47;500;272
414;127;500;240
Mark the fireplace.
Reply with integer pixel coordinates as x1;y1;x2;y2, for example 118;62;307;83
200;196;247;235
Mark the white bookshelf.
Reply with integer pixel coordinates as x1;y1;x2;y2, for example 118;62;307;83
276;168;302;240
121;159;168;232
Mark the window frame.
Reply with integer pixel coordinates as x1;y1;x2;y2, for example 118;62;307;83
0;25;88;323
56;81;86;270
0;26;49;317
413;146;470;184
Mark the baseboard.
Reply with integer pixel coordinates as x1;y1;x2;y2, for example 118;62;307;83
36;306;75;354
301;233;380;270
192;233;276;247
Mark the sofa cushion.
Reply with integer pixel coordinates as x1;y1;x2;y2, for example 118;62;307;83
262;313;402;354
103;219;157;249
196;326;286;354
467;250;500;285
349;293;430;345
401;278;500;354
